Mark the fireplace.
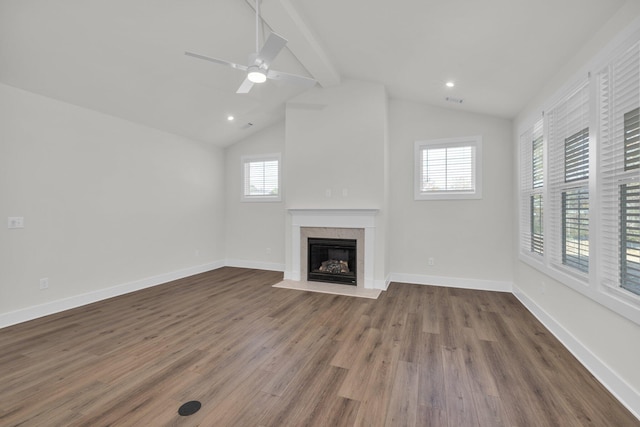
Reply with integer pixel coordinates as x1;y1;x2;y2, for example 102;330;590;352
307;238;357;285
287;209;379;289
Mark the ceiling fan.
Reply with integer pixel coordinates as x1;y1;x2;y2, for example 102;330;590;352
185;0;316;94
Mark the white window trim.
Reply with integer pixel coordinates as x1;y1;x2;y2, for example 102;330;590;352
241;153;282;202
414;135;483;200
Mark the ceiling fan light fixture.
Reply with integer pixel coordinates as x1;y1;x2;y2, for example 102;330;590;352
247;66;267;83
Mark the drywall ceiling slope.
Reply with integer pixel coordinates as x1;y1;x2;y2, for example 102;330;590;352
0;0;630;146
0;0;315;147
293;0;627;118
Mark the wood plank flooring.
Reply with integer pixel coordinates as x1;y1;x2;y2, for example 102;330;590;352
0;267;637;426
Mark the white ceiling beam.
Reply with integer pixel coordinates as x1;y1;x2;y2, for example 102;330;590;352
246;0;341;88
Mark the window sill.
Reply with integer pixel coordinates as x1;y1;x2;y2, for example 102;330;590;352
241;196;282;203
519;251;640;326
414;191;482;201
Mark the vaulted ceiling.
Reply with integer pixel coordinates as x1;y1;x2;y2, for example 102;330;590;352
0;0;628;146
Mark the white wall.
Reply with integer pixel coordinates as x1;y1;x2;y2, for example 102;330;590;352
284;79;387;209
518;2;640;125
233;80;512;290
513;2;640;416
284;79;389;285
224;122;286;271
388;99;513;290
0;83;225;325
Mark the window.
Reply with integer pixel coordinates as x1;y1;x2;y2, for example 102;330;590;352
241;154;281;202
518;27;640;325
519;119;544;257
624;108;640;170
621;109;640;295
562;187;589;272
599;42;640;299
562;128;590;272
533;133;544;189
564;128;589;182
547;81;590;276
620;182;640;295
414;136;482;200
531;193;544;254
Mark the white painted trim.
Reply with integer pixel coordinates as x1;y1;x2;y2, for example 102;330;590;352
390;272;512;293
414;136;483;200
0;260;225;330
513;286;640;421
273;279;381;299
287;209;379;289
241;153;282;202
225;259;285;272
288;208;379;222
374;274;392;291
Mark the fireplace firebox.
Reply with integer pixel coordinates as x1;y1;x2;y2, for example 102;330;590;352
307;237;357;285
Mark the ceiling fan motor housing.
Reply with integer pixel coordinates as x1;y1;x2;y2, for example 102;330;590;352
247;65;267;83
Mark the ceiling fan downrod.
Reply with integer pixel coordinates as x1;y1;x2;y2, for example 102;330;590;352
255;0;261;54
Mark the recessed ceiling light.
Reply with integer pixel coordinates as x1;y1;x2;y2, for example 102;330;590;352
227;115;235;121
446;81;455;88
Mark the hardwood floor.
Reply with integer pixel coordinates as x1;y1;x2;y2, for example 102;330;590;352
0;267;637;426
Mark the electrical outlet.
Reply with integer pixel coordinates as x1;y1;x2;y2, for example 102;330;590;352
8;217;24;229
39;278;49;290
266;247;272;254
428;257;435;266
325;189;332;197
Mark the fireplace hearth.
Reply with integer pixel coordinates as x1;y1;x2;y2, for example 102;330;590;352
307;237;357;285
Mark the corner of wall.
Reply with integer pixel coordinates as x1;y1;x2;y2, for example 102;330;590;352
513;285;640;420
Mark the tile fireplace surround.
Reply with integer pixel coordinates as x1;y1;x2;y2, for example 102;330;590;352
285;209;378;289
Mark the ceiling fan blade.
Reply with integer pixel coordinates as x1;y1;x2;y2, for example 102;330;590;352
236;77;255;94
267;69;316;88
185;51;248;72
256;32;287;68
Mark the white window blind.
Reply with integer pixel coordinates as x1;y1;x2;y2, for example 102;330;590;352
533;128;544;189
519;119;544;256
620;182;640;295
564;128;590;182
519;126;534;254
547;81;590;276
241;154;281;202
562;187;589;272
414;136;482;200
598;41;640;296
532;193;544;255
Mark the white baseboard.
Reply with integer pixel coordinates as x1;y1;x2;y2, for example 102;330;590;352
513;286;640;421
390;272;513;292
374;275;392;291
0;260;225;329
225;259;285;272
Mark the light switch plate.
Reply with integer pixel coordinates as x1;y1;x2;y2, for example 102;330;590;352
8;217;24;229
